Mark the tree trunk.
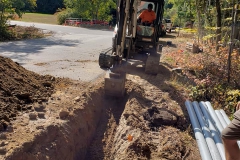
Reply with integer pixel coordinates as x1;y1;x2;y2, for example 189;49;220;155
227;1;237;83
96;3;100;20
215;0;222;51
196;0;201;44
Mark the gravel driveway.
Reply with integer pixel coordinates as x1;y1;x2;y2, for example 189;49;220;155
0;21;113;81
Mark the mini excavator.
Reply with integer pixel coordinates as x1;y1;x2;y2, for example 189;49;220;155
99;0;165;97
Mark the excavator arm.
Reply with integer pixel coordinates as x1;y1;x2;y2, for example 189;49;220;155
99;0;165;97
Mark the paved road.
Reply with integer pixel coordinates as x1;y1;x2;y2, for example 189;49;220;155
0;21;113;81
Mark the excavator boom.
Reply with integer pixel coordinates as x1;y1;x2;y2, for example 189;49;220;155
99;0;165;96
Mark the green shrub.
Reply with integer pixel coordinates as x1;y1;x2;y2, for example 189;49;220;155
57;9;80;25
0;26;12;41
225;90;240;114
190;84;240;116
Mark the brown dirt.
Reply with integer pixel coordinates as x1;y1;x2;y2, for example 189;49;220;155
0;56;55;131
0;32;201;160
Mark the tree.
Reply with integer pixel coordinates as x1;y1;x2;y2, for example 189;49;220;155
215;0;222;46
63;0;116;21
0;0;36;21
0;0;11;26
36;0;64;14
12;0;36;16
0;0;36;39
167;0;196;27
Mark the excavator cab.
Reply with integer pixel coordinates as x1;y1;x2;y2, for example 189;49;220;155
135;1;164;53
99;0;165;96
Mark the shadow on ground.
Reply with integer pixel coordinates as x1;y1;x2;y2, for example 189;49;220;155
0;37;81;62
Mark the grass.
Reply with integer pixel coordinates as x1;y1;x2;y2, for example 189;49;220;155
15;13;58;25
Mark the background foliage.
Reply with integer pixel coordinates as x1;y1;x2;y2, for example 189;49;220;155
59;0;116;23
0;0;36;40
35;0;64;14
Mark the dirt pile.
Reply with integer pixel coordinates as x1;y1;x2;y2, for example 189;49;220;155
0;56;55;130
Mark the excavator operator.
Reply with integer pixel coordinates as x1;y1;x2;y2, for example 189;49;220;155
138;3;156;26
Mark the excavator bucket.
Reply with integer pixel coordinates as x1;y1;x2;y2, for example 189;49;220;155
145;44;161;74
145;52;160;74
104;71;126;97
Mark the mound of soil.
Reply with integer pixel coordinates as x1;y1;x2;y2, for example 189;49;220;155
0;56;55;130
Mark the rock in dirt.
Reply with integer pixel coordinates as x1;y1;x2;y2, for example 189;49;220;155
0;142;8;147
3;115;10;123
152;111;177;126
6;125;14;132
34;105;46;112
0;133;7;140
143;107;178;127
74;96;81;102
36;126;44;130
29;113;37;120
42;82;52;87
59;110;69;119
0;142;5;147
0;124;4;131
50;76;55;81
0;147;6;155
1;120;9;130
37;112;45;119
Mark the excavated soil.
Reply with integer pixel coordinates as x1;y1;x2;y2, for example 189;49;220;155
0;33;201;160
0;56;55;131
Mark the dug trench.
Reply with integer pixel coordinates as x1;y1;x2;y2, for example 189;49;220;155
0;55;201;160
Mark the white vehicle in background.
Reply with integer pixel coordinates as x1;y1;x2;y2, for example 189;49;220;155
164;19;172;33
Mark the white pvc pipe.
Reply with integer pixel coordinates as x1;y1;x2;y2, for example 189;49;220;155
215;110;228;129
192;101;222;160
205;101;224;133
185;100;213;160
219;109;231;124
199;102;225;160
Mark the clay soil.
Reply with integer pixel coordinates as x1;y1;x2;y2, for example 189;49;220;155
0;32;201;160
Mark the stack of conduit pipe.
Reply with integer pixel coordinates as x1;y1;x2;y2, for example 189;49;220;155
185;100;240;160
204;101;240;148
